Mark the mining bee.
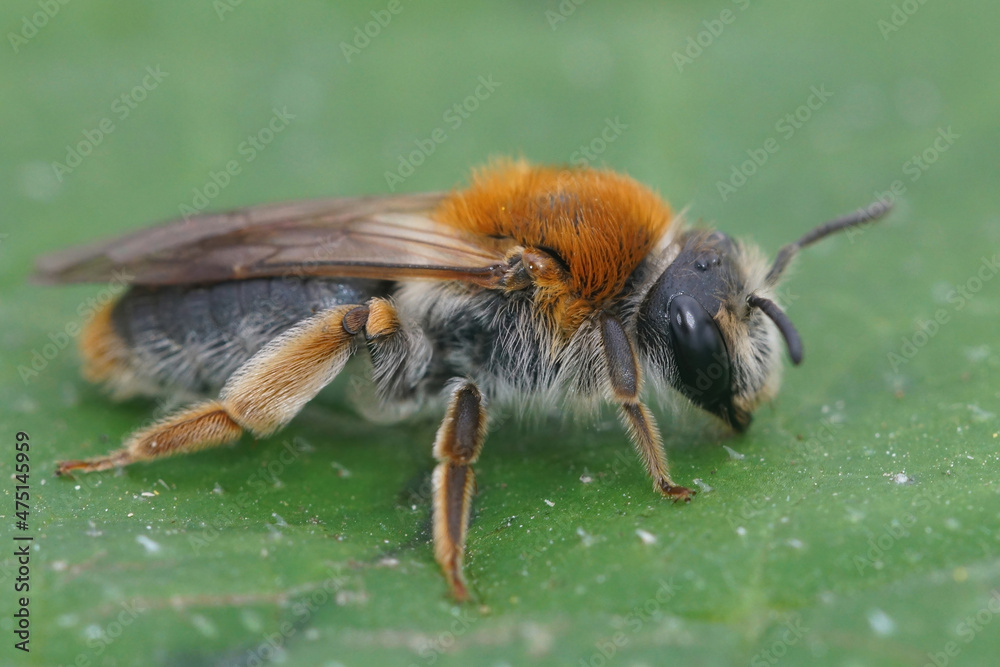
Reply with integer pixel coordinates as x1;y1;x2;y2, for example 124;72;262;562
36;159;889;599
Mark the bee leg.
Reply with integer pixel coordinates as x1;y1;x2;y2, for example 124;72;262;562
618;402;694;502
600;315;694;502
56;302;382;475
431;381;488;601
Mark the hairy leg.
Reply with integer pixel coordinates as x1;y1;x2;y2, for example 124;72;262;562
57;299;398;474
431;381;488;600
600;314;694;501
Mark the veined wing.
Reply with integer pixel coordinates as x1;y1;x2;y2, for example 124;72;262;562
34;193;511;287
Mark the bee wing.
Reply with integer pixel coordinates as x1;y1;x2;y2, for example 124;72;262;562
33;193;511;287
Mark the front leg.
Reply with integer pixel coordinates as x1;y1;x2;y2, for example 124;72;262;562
600;314;694;502
431;381;488;601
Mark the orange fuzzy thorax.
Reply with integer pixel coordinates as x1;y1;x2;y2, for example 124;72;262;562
434;160;673;328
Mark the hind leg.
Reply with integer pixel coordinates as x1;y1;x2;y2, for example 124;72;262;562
57;300;399;474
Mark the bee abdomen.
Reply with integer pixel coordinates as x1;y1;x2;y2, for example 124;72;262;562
85;277;385;399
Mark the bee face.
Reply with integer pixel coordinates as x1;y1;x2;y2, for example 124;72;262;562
636;230;781;432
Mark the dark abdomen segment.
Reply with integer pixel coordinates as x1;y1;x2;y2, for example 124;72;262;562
90;277;386;398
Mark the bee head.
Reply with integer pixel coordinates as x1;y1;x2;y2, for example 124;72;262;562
635;202;891;432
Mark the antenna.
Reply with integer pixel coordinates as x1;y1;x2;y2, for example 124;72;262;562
747;294;804;365
766;200;893;285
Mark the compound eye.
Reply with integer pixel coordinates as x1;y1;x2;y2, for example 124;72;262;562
667;294;731;406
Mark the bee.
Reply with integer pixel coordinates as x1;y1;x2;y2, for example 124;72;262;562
36;159;889;600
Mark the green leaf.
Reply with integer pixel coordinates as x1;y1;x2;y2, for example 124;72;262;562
2;2;998;666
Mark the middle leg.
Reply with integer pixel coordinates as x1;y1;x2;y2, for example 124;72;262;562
431;381;488;601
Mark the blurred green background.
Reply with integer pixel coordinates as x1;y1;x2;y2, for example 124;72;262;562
2;1;999;666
